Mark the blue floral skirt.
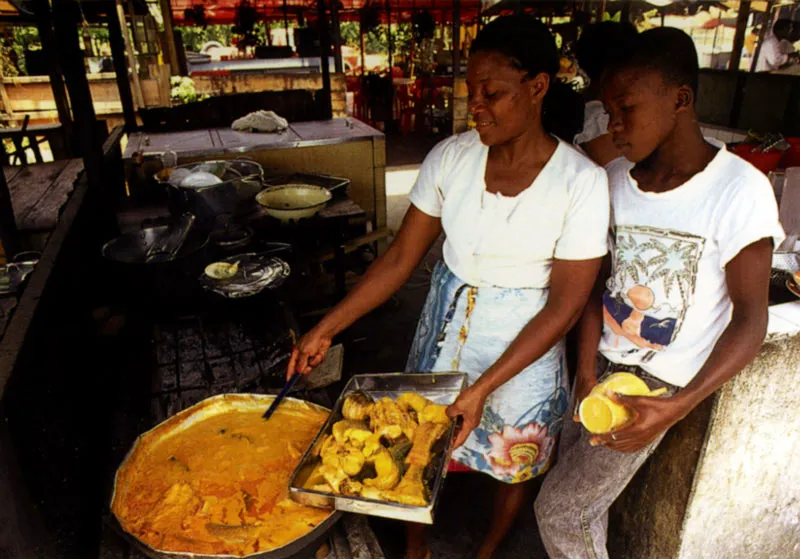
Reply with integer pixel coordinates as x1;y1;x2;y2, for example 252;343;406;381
406;261;569;483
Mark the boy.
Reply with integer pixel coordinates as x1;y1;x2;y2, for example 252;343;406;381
535;28;784;559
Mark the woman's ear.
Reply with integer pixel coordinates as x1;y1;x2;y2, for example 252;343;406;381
675;84;694;113
526;72;550;104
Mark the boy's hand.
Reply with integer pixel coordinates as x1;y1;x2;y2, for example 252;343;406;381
590;392;690;453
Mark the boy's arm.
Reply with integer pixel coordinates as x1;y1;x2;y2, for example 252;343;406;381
572;254;611;419
595;238;772;452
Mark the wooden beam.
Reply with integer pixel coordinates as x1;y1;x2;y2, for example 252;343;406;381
360;19;366;78
620;0;631;23
51;0;105;196
106;0;137;130
730;0;751;72
452;0;461;78
117;0;145;108
331;0;343;73
30;0;72;138
0;160;19;258
158;0;180;75
386;0;393;71
316;0;333;119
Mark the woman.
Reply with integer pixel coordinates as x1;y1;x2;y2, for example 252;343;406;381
288;15;609;559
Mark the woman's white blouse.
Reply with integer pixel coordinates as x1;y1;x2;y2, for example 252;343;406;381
408;130;610;288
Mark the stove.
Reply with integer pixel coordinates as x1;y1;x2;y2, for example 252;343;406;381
146;296;298;423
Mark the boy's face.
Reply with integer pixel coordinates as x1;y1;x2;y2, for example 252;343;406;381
602;68;681;163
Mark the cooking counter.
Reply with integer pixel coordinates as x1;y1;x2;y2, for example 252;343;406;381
123;119;382;161
124;119;388;230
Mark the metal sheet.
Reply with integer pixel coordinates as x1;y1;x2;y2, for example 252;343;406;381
288;372;467;525
123;119;383;162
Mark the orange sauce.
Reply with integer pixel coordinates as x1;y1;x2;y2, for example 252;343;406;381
113;399;331;556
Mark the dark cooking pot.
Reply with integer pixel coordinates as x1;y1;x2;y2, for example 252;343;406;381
156;160;264;229
101;225;210;307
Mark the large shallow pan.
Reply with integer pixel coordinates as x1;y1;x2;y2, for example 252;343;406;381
110;393;341;559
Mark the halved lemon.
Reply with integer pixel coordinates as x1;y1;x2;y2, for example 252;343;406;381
204;261;239;280
597;372;651;396
579;396;614;434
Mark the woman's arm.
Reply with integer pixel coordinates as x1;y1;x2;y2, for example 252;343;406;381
287;205;442;376
447;256;603;447
581;134;622;167
572;255;611;418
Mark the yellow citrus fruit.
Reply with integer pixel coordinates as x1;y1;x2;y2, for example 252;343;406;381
598;372;652;396
579;396;614;434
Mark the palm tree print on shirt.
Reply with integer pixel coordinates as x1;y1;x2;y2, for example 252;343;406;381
604;225;705;352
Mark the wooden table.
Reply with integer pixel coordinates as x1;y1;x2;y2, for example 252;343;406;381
3;159;83;232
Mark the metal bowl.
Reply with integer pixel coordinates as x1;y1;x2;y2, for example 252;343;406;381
255;185;333;222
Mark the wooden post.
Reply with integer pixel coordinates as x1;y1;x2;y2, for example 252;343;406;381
316;0;333;119
158;0;180;75
106;0;138;130
620;0;631;23
360;19;366;77
331;0;344;73
599;0;607;22
0;65;11;119
118;0;145;108
31;0;72;137
51;0;105;195
751;0;776;72
283;0;290;46
0;166;19;259
452;0;461;78
386;0;393;72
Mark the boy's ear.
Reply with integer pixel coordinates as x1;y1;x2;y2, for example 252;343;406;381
675;85;694;113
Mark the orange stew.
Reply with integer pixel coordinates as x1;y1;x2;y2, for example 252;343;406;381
112;399;330;556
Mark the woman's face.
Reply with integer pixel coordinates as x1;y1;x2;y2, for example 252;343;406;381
467;51;547;146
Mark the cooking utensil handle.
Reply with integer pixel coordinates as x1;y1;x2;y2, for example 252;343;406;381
263;373;301;420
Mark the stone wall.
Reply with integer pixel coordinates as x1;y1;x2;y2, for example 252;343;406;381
608;333;800;558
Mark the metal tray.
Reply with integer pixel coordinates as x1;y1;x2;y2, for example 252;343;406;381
288;372;467;525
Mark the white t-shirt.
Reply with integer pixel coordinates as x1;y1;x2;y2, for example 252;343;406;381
409;130;610;288
755;31;794;72
574;100;610;146
598;140;785;387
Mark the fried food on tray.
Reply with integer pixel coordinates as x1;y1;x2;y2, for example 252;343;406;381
112;397;331;557
303;392;451;506
341;391;374;420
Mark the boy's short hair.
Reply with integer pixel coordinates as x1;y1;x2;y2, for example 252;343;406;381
773;19;794;40
606;27;699;97
576;22;638;83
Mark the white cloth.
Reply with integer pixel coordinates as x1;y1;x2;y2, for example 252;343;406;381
231;110;288;132
573;100;610;146
408;130;610;289
598;140;785;387
755;31;795;72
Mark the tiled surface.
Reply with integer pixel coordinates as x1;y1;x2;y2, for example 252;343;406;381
768;301;800;336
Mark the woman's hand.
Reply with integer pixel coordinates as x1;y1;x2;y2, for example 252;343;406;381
446;385;488;449
286;326;333;379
